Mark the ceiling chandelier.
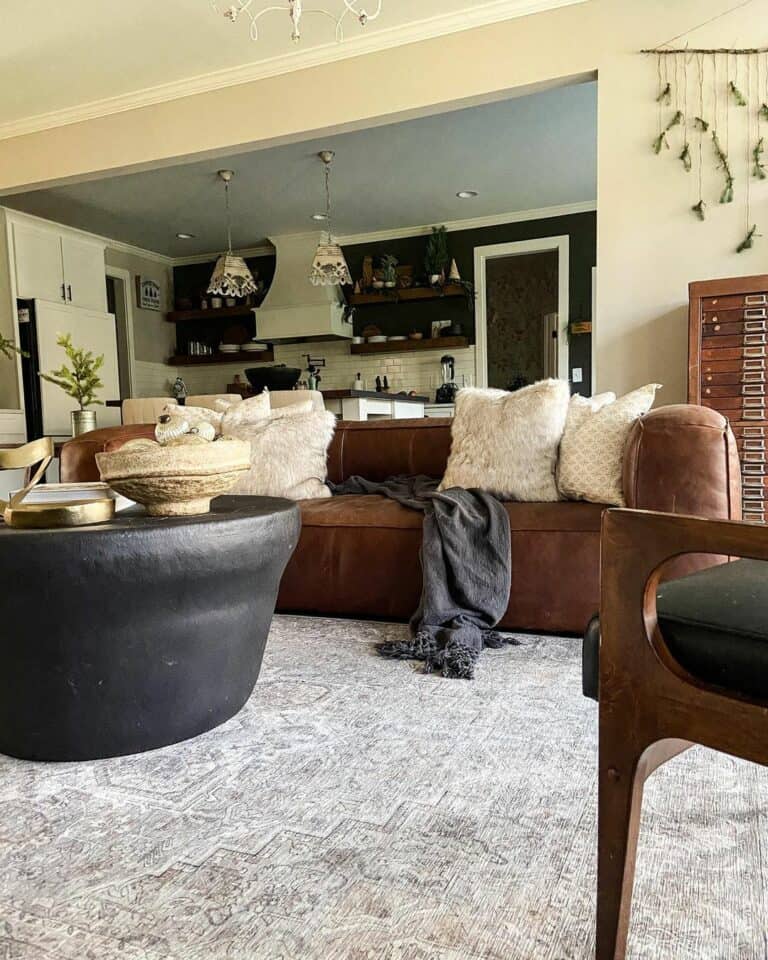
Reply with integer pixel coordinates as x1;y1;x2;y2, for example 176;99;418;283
310;150;352;288
207;170;258;298
214;0;382;43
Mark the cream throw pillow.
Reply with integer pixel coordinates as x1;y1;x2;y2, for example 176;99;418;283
227;408;336;500
162;403;224;433
439;380;571;501
557;384;661;506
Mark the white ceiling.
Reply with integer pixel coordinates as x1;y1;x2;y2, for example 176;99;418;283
0;0;588;137
3;80;597;257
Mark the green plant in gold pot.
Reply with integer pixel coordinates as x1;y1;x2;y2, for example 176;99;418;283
424;225;449;286
40;333;105;437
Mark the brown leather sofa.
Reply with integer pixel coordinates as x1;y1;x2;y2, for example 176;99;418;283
60;403;740;635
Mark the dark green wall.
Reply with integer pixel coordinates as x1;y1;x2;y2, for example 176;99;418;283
173;211;596;391
341;210;596;393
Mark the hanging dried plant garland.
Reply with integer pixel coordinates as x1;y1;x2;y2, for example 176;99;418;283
645;45;768;252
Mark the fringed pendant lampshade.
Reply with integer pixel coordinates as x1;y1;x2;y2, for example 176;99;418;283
309;151;352;288
207;170;258;298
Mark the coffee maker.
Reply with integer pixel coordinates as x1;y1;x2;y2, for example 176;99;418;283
435;354;459;404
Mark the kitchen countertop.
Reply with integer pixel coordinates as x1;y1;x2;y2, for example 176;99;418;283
321;390;429;404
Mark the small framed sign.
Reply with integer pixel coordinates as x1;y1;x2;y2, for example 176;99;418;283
135;276;161;311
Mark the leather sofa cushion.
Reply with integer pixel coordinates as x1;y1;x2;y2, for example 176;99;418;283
301;495;605;533
583;559;768;702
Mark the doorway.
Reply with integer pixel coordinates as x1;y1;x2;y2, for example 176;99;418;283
105;267;135;398
474;236;569;389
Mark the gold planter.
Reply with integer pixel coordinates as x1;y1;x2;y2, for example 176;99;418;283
71;410;97;437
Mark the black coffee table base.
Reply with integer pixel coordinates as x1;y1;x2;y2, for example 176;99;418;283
0;496;299;761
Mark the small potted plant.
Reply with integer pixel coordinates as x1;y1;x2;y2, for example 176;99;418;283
424;225;449;286
380;254;399;288
40;333;105;437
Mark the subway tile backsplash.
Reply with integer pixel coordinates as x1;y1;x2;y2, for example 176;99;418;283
147;342;478;401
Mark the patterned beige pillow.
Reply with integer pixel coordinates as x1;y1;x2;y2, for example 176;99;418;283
557;384;661;506
439;380;571;501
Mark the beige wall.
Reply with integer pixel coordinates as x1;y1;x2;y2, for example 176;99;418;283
104;247;174;363
1;0;766;401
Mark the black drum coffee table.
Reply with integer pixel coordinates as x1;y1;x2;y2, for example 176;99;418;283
0;496;300;761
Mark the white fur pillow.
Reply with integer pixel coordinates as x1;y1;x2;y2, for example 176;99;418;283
220;393;270;432
227;409;336;500
557;384;661;506
439;380;571;501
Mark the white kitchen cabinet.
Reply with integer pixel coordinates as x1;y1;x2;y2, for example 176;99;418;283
61;234;108;310
12;219;106;311
13;220;66;303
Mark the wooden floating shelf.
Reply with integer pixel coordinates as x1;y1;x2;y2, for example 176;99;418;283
350;336;468;355
165;305;261;323
348;284;466;306
168;349;274;367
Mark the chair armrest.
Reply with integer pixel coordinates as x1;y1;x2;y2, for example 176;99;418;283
622;405;741;520
600;508;768;760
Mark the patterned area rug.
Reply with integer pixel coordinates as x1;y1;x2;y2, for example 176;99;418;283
1;616;767;959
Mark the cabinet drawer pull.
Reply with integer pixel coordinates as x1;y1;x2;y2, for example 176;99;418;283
743;408;765;419
745;334;766;346
743;371;765;383
744;358;766;370
744;396;765;408
745;308;768;319
713;323;721;331
744;439;766;450
745;320;767;332
745;295;768;305
744;346;766;358
744;451;766;463
743;487;765;499
743;426;766;437
743;384;766;395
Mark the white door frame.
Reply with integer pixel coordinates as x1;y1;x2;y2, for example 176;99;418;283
105;265;136;397
474;235;570;387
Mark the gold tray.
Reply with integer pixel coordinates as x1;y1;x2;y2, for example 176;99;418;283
3;497;115;529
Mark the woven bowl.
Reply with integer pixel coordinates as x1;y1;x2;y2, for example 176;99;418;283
96;438;251;516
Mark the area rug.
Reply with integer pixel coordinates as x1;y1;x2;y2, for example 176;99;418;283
1;617;766;960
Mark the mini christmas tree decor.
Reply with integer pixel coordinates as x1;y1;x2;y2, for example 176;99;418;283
693;116;710;132
40;333;104;410
712;133;735;203
679;142;692;172
760;103;768;121
692;200;707;221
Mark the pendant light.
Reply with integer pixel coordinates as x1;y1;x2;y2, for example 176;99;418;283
207;170;258;298
309;151;352;287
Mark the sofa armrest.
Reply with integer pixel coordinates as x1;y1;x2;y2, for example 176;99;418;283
622;404;741;520
60;424;157;482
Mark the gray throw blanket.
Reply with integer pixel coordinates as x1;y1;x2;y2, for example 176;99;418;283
330;475;515;679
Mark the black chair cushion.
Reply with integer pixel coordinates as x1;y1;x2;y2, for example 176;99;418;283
582;559;768;703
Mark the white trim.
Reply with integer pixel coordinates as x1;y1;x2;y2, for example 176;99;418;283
474;234;570;387
591;264;597;393
1;206;173;265
105;265;137;398
173;201;596;266
0;0;588;142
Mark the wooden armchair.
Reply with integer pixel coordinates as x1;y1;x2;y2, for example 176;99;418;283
589;508;768;960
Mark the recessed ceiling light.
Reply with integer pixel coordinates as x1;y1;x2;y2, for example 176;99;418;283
456;190;479;200
176;232;196;239
311;213;328;221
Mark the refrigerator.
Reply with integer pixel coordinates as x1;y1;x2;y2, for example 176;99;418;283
19;299;122;439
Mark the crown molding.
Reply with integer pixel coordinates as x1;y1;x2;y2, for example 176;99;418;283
168;201;596;265
1;205;174;265
0;0;588;142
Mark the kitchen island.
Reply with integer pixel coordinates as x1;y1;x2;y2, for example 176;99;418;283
321;390;428;421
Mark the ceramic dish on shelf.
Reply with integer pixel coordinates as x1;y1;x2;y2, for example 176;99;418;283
387;336;407;342
367;335;387;343
242;342;268;352
219;344;240;353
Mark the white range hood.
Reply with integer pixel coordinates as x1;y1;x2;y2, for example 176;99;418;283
254;234;353;342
